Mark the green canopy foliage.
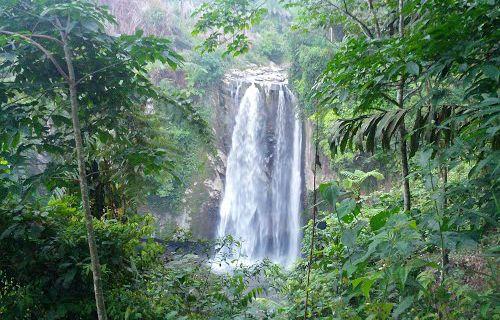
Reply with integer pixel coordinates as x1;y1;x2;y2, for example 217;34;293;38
0;0;498;319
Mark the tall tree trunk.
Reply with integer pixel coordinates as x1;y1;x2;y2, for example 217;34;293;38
440;162;449;280
399;125;411;211
397;0;411;211
91;160;105;218
62;34;108;320
304;117;320;320
398;0;404;37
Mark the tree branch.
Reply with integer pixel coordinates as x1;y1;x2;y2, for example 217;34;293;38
0;30;69;81
380;92;399;106
324;0;374;39
29;33;64;45
341;0;374;39
75;60;130;85
403;82;423;102
366;0;382;38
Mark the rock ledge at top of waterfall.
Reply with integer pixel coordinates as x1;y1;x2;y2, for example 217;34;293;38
224;64;288;85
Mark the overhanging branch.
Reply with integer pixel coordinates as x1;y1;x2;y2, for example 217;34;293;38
0;30;69;81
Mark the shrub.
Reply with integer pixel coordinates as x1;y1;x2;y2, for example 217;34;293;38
254;30;288;64
0;197;161;319
0;197;266;319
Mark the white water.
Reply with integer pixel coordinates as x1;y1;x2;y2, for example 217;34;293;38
217;82;302;267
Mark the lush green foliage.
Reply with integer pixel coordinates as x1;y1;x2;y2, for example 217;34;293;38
263;163;498;319
191;0;499;319
0;0;186;216
1;0;498;319
0;197;161;319
192;0;268;56
0;197;266;319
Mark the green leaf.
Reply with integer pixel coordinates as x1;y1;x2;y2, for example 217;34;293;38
354;273;382;299
406;61;420;75
393;296;413;319
62;268;77;288
0;223;18;239
341;228;357;248
483;64;499;82
370;209;395;231
361;277;376;299
337;198;356;222
11;130;21;148
318;182;340;207
82;20;99;33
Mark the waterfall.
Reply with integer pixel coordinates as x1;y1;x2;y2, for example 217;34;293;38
217;82;302;267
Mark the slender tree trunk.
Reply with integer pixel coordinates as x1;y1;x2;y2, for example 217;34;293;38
440;164;448;206
397;0;411;211
62;34;108;320
397;72;411;211
304;118;320;320
399;125;411;211
398;0;404;37
91;160;105;218
440;163;449;280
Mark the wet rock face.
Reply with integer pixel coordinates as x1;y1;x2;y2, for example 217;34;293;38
214;65;290;155
303;121;337;191
152;65;308;240
224;64;288;85
181;66;298;240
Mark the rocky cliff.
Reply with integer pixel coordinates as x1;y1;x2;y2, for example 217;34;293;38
149;65;325;239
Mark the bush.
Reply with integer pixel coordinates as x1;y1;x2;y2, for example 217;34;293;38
186;52;226;90
254;30;288;64
263;176;498;319
0;197;162;319
0;197;267;319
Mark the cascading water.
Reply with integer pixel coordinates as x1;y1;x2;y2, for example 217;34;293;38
217;79;302;267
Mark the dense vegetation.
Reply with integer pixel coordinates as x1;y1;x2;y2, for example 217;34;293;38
1;0;498;319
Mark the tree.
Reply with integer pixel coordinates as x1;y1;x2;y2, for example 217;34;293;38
192;0;267;56
314;0;499;212
302;0;415;211
0;1;181;318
